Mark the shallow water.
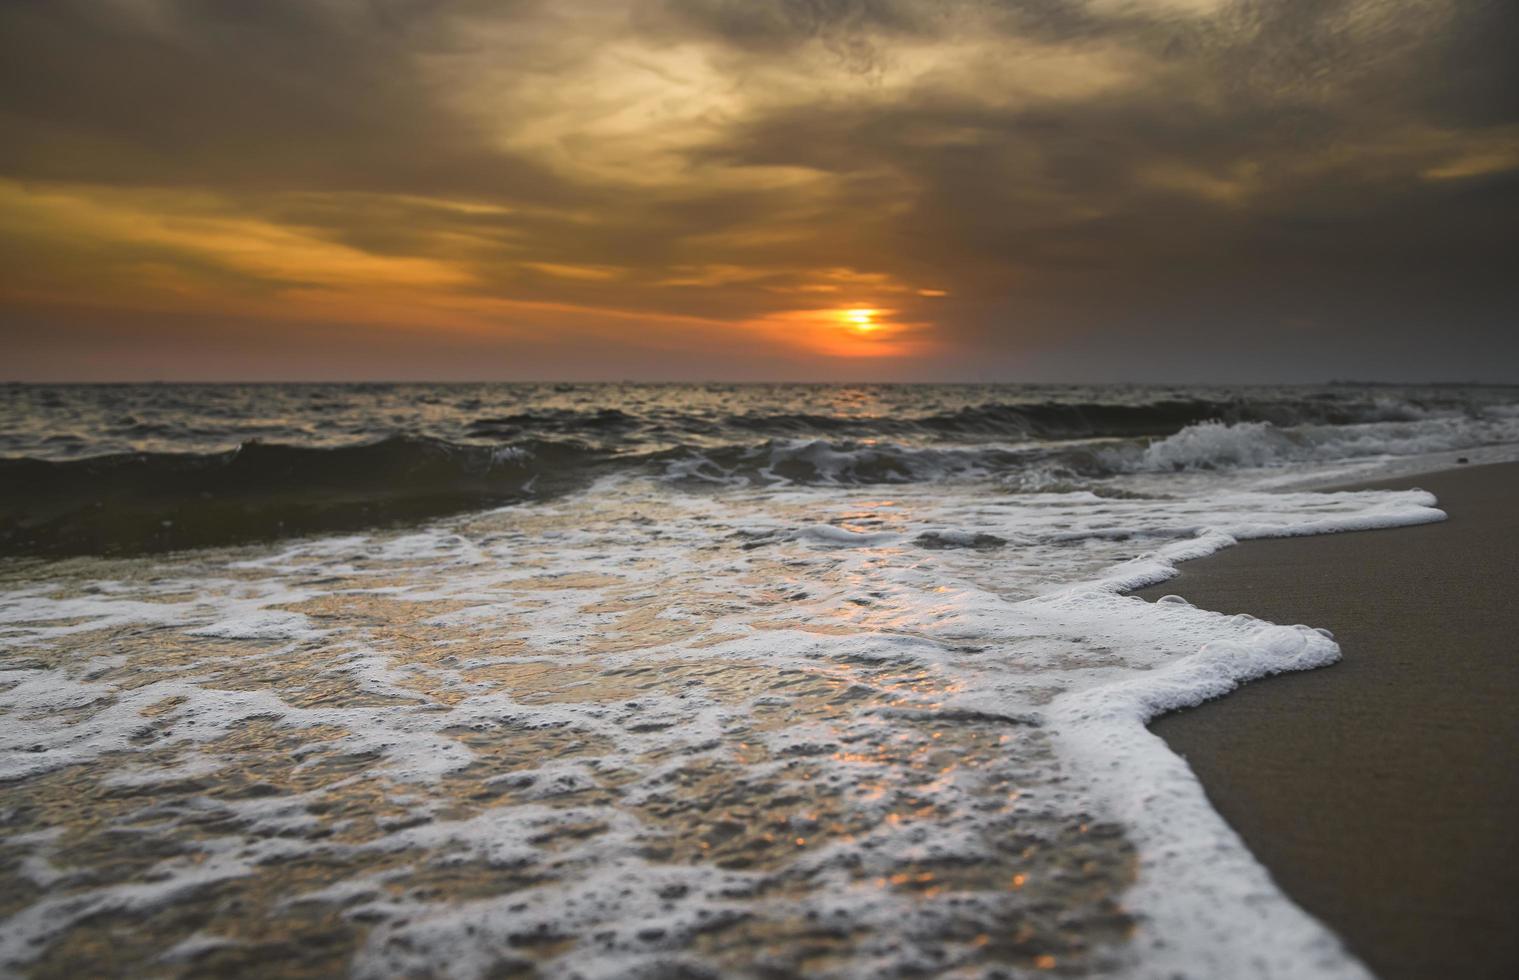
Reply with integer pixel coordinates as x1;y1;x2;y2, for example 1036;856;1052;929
2;384;1517;977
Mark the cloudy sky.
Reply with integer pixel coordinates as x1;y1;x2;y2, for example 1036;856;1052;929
2;0;1515;381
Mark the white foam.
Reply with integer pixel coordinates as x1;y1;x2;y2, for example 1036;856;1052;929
0;468;1451;977
800;523;903;546
1052;621;1365;979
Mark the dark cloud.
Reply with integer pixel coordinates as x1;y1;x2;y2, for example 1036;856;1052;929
0;0;567;201
666;0;1517;356
1416;0;1519;126
644;0;936;54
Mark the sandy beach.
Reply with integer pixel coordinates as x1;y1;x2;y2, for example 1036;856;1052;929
1141;462;1519;980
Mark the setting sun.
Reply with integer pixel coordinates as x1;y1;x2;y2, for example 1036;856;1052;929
745;305;923;359
843;308;880;332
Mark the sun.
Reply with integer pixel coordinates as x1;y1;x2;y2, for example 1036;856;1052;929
842;307;879;333
750;305;916;358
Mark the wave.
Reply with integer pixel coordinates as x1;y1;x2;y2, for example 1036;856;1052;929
0;435;603;557
466;408;643;439
661;408;1519;488
429;394;1484;451
657;438;1031;485
8;385;1514;464
4;404;1518;556
1119;413;1519;473
717;394;1460;443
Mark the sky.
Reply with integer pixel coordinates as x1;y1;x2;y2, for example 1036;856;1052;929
1;0;1516;382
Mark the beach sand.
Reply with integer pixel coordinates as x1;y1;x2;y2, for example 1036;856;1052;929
1139;462;1519;980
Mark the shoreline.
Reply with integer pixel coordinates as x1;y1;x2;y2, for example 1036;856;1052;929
1138;461;1519;980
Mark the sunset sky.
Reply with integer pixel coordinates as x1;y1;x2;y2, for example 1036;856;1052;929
2;0;1516;381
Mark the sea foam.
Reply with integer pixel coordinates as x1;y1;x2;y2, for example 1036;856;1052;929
0;461;1447;976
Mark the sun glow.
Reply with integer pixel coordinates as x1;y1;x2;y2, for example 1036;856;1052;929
732;304;930;360
843;308;880;332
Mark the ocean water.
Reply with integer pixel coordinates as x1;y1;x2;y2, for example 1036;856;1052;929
2;383;1517;978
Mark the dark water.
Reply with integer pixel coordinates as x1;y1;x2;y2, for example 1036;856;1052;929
3;383;1517;556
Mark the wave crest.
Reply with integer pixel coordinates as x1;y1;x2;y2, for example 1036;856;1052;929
1124;412;1519;472
0;435;600;557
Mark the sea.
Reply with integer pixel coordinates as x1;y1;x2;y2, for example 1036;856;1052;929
2;382;1518;978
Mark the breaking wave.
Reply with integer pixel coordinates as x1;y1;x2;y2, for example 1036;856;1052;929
1121;413;1519;472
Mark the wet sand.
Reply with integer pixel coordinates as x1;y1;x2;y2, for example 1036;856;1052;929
1139;462;1519;980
